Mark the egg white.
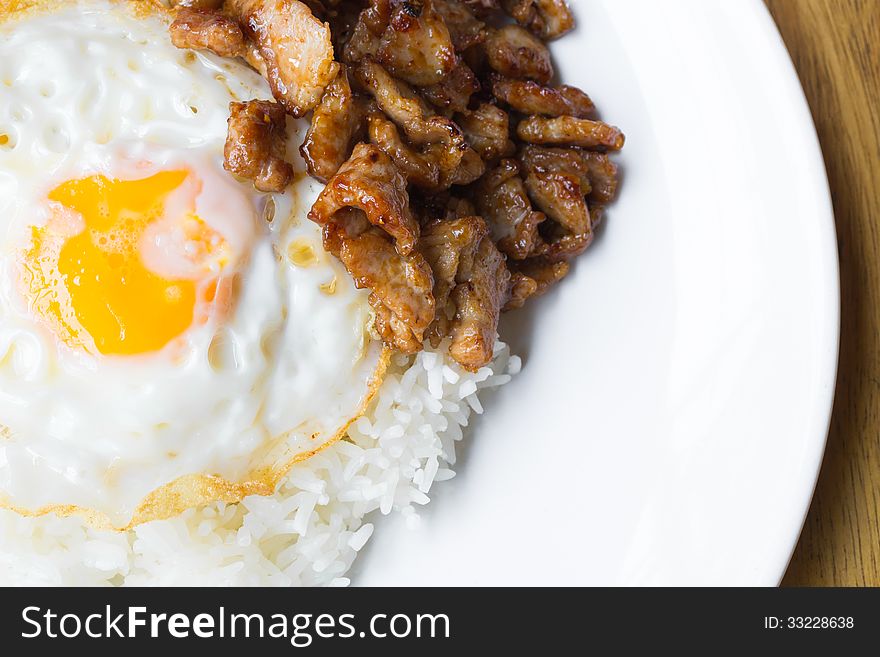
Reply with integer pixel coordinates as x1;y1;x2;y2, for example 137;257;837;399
0;1;384;528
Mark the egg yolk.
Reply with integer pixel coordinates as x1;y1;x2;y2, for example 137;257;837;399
23;170;226;356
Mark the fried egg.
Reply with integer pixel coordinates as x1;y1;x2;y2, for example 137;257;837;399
0;0;385;528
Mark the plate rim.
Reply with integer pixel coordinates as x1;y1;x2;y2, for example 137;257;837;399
749;0;841;585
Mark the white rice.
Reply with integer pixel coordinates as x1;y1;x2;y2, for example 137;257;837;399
0;341;519;586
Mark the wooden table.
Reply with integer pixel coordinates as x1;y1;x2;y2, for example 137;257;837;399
764;0;880;586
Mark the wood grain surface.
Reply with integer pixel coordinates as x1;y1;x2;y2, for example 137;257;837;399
764;0;880;586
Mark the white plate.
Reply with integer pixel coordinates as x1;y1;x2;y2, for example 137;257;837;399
354;0;839;586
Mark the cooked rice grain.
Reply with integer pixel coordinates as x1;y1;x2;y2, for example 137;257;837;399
0;341;518;586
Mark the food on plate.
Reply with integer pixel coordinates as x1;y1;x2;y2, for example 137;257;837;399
0;0;623;585
0;1;385;528
224;99;294;192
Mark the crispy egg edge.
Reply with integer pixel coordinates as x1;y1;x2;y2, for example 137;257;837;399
0;347;391;530
0;0;165;21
